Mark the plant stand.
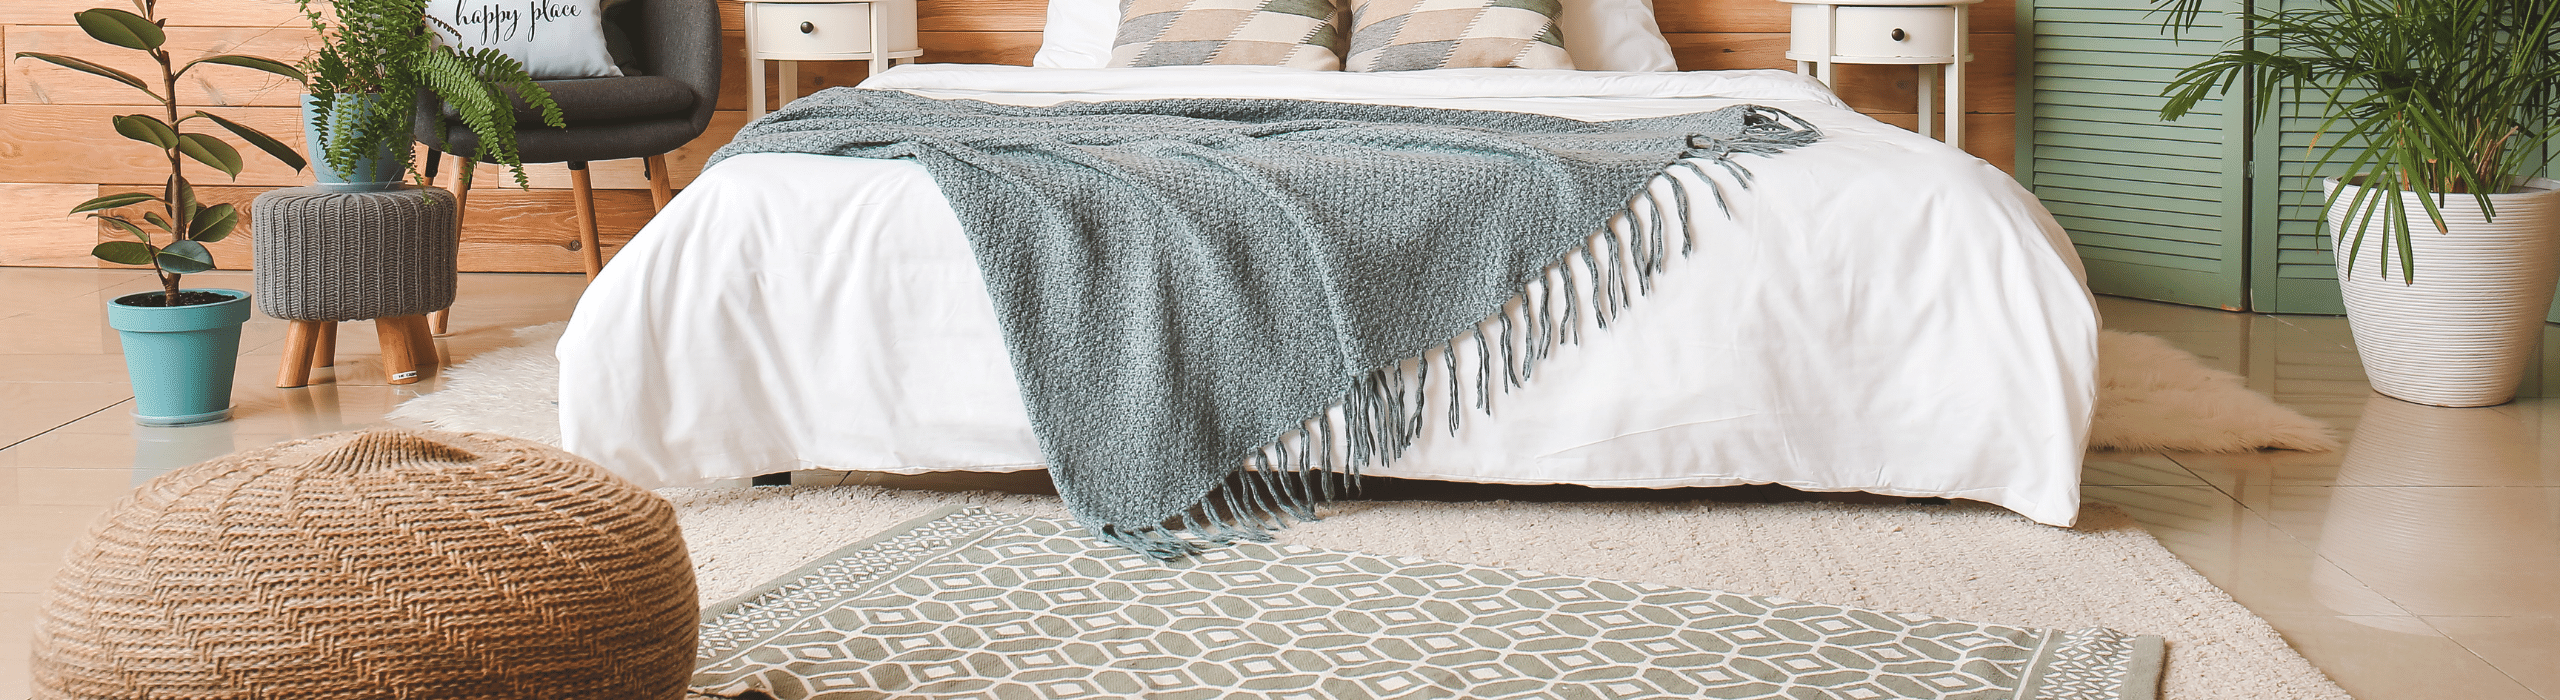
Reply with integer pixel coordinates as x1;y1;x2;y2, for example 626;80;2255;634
251;186;459;388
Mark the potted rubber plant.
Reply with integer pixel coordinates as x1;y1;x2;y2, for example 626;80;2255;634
296;0;563;191
2154;0;2560;407
14;2;309;426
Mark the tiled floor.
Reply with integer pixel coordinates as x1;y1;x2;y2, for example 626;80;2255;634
1;266;2554;699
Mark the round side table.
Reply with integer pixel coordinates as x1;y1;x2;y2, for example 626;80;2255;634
1781;0;1983;148
251;185;459;387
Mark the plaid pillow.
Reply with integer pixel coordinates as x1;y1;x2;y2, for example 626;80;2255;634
1111;0;1345;70
1344;0;1573;72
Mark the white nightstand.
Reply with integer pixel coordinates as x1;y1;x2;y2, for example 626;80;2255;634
744;0;924;120
1780;0;1982;148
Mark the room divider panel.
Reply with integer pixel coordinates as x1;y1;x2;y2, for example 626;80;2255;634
2021;0;2559;316
2014;0;2250;311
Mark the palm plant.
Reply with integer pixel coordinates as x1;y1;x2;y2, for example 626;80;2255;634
13;1;309;306
299;0;564;190
2149;0;2560;280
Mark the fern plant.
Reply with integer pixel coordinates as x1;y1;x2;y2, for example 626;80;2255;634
2150;0;2560;280
13;1;309;306
300;0;565;191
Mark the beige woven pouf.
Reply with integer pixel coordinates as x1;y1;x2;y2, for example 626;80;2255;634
31;429;698;699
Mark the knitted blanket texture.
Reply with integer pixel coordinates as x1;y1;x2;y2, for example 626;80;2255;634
707;90;1820;557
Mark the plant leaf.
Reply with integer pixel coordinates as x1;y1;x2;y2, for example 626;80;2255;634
193;111;306;172
92;214;150;243
92;240;155;266
182;54;305;84
189;203;236;236
194;212;240;243
13;52;159;100
112;114;179;149
69;192;158;214
75;8;164;51
142;210;173;233
175;133;244;178
157;240;215;274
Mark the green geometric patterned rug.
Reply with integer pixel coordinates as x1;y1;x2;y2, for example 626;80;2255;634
692;507;2164;700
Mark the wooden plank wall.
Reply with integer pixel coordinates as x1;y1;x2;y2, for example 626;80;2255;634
1;0;2015;273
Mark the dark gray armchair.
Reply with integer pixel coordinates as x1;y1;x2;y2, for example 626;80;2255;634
418;0;721;281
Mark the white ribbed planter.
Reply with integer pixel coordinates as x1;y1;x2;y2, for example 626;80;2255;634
2326;176;2560;407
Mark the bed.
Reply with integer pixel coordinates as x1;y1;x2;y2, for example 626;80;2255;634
554;63;2099;527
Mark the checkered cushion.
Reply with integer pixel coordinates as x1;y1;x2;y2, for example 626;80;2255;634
1345;0;1572;72
1111;0;1344;70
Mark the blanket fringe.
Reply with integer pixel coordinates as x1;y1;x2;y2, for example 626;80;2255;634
1098;106;1821;560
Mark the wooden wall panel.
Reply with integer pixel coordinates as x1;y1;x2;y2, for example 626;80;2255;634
4;0;2021;272
0;0;305;28
1654;0;2012;34
6;26;316;107
0;105;306;186
0;183;101;266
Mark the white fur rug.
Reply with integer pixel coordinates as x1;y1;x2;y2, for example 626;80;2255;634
391;323;2338;453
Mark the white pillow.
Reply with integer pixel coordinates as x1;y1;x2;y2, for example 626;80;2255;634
427;0;625;79
1560;0;1676;72
1034;0;1676;71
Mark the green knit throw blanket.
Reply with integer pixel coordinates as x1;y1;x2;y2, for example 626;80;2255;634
707;90;1821;558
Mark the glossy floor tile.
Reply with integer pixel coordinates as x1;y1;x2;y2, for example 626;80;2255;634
3;274;2558;698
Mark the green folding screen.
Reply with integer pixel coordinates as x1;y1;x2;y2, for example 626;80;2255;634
2016;0;2251;310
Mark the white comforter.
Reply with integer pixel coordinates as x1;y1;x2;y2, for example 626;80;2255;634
559;65;2099;525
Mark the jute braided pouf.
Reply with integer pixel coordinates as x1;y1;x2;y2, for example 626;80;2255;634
251;185;459;322
30;429;698;699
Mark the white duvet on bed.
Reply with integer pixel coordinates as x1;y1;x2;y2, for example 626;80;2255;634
558;65;2099;526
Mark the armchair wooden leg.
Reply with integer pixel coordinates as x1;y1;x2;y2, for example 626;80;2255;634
442;157;471;336
569;161;603;279
644;154;673;213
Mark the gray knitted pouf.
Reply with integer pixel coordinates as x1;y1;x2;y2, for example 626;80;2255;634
252;186;458;322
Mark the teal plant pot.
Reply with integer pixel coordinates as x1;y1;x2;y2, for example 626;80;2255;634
106;289;253;426
300;93;404;191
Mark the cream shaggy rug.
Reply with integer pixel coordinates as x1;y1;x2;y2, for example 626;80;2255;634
392;324;2337;454
664;486;2349;700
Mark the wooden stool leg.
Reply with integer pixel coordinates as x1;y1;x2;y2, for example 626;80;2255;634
645;155;674;213
404;315;440;377
569;161;604;279
312;321;337;368
377;315;427;385
276;320;322;388
430;308;450;336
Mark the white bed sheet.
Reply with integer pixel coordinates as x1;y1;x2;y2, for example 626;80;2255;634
558;65;2099;525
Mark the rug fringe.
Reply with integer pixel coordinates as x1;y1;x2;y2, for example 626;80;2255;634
1094;108;1822;559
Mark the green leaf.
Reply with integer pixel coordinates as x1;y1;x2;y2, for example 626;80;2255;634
182;54;305;84
68;192;158;214
112;114;178;149
194;212;240;243
11;52;158;100
142;210;173;233
189;203;236;237
74;8;164;51
92;214;150;243
157;240;215;274
175;133;244;178
193;111;305;172
92;240;155;266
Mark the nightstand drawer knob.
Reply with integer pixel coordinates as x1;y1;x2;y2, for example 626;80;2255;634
1891;28;1906;41
800;21;815;33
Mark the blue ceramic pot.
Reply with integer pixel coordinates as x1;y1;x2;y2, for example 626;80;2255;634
300;93;405;191
106;289;252;426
